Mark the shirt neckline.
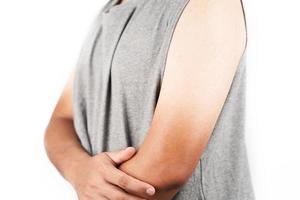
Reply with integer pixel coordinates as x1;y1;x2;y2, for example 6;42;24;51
105;0;139;13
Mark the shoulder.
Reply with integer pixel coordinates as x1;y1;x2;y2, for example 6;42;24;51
164;0;247;73
176;0;247;50
157;0;247;108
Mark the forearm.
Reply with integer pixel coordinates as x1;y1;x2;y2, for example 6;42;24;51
43;115;90;184
118;108;210;199
118;148;184;200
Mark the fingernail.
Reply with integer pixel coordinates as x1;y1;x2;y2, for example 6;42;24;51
146;187;155;196
125;147;134;153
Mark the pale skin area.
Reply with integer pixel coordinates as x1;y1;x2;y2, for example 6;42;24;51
44;0;247;199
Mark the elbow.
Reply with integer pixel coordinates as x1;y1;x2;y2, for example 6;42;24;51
148;165;190;192
119;159;189;192
119;149;194;194
156;177;186;193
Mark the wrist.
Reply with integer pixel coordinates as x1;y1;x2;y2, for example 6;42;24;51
63;145;91;186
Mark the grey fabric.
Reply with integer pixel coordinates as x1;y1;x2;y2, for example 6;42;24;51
72;0;255;199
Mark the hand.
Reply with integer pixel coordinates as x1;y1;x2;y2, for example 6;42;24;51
69;147;156;200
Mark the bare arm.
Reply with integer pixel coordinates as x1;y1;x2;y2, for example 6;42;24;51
44;71;156;199
118;0;247;199
43;71;90;183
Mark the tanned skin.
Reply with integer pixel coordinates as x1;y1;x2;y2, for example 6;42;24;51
44;71;156;199
44;0;247;199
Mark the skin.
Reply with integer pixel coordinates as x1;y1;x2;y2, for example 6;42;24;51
44;0;247;199
44;72;156;199
118;0;247;198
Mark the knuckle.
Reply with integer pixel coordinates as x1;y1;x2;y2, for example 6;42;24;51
96;164;105;175
99;165;110;180
136;186;147;196
118;175;129;188
98;153;112;165
99;171;107;182
86;180;100;191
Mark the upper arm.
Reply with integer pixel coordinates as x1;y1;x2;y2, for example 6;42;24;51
51;70;75;120
150;0;247;178
119;0;247;196
154;0;247;159
159;0;247;124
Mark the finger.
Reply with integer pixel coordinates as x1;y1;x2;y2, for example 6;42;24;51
104;166;156;198
101;183;147;200
105;147;136;165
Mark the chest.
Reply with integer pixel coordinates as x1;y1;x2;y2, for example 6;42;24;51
90;7;171;89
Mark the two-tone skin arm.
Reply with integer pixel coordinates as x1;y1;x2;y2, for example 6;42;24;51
118;0;247;199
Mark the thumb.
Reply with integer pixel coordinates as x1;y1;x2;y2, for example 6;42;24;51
105;147;136;165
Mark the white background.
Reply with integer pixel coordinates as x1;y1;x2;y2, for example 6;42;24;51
0;0;299;199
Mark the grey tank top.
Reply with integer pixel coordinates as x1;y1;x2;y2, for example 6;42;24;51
72;0;255;199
